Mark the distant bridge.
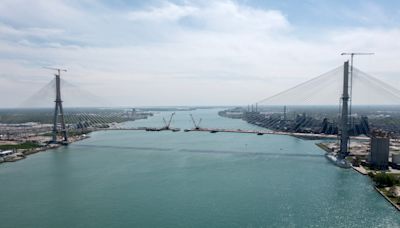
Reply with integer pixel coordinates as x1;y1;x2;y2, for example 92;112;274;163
93;126;370;141
21;60;400;161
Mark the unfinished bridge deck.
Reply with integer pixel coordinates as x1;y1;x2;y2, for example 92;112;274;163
95;127;370;140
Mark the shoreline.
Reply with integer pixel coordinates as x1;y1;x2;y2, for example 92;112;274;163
316;142;400;212
375;187;400;212
0;134;90;164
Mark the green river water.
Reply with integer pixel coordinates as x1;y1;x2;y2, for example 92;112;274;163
0;109;399;227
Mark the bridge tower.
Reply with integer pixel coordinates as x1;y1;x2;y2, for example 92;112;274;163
50;68;68;144
283;105;287;121
339;61;349;159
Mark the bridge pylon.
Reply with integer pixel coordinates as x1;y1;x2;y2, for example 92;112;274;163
47;68;68;144
339;61;350;159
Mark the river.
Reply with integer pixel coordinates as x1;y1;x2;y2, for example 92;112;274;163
0;108;399;227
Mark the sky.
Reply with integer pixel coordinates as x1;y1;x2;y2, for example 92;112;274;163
1;0;400;107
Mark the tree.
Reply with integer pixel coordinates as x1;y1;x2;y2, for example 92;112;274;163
373;173;398;187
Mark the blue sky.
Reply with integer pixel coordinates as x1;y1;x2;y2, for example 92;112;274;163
0;0;400;106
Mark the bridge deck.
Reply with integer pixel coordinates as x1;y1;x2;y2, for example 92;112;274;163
95;127;370;140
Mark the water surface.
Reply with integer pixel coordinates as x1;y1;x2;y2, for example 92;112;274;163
0;109;399;227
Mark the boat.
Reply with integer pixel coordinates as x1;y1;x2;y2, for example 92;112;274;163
325;153;352;168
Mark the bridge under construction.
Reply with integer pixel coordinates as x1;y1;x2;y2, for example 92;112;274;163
2;58;400;168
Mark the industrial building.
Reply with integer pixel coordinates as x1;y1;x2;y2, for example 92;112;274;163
368;131;390;170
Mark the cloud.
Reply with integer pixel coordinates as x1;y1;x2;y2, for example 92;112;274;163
0;0;399;107
126;1;290;32
0;23;65;42
200;1;290;32
342;2;391;26
0;0;84;27
127;2;197;22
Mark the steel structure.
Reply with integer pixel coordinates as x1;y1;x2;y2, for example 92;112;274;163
162;112;175;130
190;114;202;129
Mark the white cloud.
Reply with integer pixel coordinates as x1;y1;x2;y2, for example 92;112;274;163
127;2;197;22
0;23;65;40
195;1;290;32
0;0;399;107
0;0;84;27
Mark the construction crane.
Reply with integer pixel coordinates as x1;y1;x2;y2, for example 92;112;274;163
43;67;67;76
190;114;202;130
146;112;179;132
162;112;175;130
340;52;374;100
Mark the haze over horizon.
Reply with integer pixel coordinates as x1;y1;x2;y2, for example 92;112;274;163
1;0;400;107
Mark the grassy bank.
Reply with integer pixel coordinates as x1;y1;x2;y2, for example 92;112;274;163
0;142;41;150
369;172;400;211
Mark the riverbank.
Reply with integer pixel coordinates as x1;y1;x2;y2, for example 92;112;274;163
0;134;90;164
375;187;400;211
316;142;400;212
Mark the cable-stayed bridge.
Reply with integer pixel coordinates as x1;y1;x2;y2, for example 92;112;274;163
258;65;400;106
217;61;400;167
3;61;400;163
238;63;400;140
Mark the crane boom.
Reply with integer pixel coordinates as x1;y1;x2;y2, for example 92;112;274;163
43;67;67;76
189;114;202;129
190;114;197;127
341;52;374;55
167;113;175;128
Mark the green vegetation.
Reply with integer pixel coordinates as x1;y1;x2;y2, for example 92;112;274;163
0;109;54;124
352;156;362;167
0;141;41;150
371;172;400;187
0;108;130;124
367;172;374;178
